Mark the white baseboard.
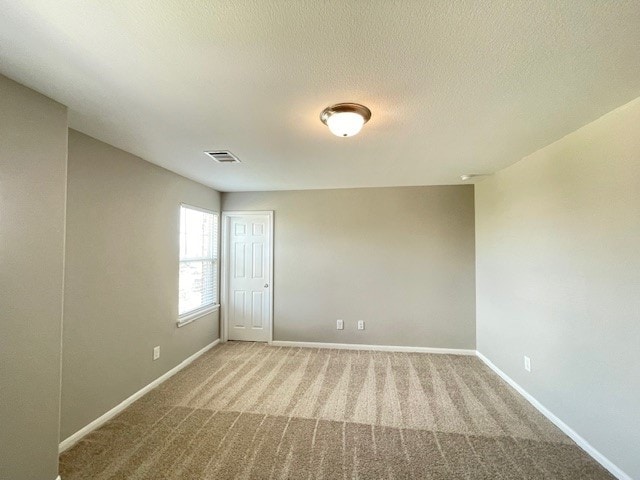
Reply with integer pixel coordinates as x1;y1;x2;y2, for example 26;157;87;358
59;339;220;453
270;340;475;356
476;351;631;480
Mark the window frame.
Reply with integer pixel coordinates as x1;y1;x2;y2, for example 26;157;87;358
177;203;220;327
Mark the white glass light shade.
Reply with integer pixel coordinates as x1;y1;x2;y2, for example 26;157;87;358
326;111;366;137
320;103;371;137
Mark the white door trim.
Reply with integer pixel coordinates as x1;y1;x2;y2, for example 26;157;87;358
221;211;274;343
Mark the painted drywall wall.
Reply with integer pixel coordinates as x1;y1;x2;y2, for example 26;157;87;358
475;97;640;478
0;75;67;480
61;130;221;440
222;186;475;348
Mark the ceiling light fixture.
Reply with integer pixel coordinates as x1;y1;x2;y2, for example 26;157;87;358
320;103;371;137
460;174;490;181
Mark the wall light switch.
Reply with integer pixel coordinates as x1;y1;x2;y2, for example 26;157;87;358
524;355;531;372
357;320;365;330
336;319;344;330
153;346;160;360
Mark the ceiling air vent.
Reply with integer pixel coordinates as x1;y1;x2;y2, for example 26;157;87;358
204;150;241;164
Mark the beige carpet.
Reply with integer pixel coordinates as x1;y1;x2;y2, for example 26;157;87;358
60;342;613;479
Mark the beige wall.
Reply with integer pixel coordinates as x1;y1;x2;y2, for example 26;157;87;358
0;75;67;480
223;186;476;348
61;130;221;440
475;98;640;478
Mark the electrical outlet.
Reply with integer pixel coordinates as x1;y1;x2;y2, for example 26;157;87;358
524;355;531;372
153;346;160;361
357;320;365;330
336;319;344;330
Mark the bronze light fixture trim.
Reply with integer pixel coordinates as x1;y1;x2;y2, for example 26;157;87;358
320;103;372;137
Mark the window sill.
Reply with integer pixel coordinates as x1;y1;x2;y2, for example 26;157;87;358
177;304;220;328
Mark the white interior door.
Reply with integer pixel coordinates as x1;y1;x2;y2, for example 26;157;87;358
223;212;272;342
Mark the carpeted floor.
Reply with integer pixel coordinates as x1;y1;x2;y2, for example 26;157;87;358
59;342;614;479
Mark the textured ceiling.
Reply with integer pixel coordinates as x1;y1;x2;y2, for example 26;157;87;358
1;1;639;191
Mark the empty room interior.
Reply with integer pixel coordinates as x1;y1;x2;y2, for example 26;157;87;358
1;1;639;479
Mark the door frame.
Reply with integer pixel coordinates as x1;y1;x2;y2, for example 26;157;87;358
220;211;274;343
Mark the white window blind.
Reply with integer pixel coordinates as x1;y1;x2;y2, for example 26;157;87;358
178;205;218;317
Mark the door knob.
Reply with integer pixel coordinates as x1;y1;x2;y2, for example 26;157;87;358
264;283;269;288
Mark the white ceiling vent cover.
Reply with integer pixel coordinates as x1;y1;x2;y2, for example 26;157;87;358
204;150;241;163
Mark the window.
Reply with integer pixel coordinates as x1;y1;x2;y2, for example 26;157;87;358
178;205;218;321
